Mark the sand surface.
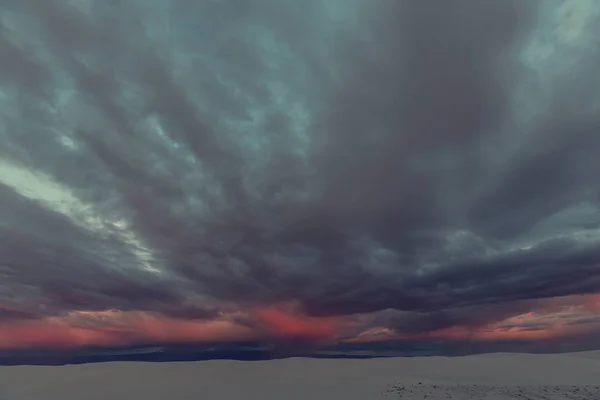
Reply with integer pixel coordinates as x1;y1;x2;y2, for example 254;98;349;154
1;352;600;399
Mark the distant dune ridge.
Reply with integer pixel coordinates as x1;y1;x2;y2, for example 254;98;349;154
1;352;599;399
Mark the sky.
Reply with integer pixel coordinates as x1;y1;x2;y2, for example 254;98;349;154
1;0;600;356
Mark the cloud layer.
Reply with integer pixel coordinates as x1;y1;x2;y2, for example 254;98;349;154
1;0;600;350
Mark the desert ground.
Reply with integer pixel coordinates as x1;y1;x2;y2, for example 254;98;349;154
1;352;599;399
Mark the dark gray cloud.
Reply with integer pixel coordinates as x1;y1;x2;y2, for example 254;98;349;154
1;0;600;341
0;307;38;322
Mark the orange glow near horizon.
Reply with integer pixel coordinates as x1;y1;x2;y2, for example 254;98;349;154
0;310;259;350
1;294;600;351
415;325;565;342
346;319;575;344
346;294;600;344
0;307;342;351
402;301;600;343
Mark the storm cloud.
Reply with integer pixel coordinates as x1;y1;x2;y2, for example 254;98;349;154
1;0;600;348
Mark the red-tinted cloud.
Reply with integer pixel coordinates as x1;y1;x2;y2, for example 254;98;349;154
0;311;258;350
254;307;340;341
0;307;342;351
585;295;600;312
2;294;600;352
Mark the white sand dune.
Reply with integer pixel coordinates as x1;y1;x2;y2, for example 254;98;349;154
1;352;599;399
